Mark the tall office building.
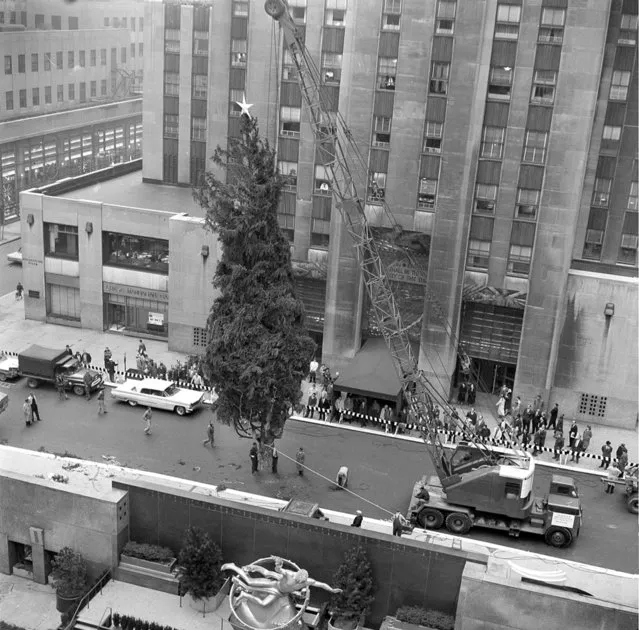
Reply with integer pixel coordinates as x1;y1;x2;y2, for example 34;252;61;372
142;0;634;428
0;0;145;224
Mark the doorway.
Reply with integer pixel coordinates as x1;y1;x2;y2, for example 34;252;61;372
8;541;33;579
471;358;516;395
107;302;126;331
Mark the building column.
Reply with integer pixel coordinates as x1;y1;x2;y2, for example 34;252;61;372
0;534;17;575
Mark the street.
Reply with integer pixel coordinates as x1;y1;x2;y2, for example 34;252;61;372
0;379;637;574
0;238;22;299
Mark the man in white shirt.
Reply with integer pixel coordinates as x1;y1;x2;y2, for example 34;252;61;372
309;358;319;384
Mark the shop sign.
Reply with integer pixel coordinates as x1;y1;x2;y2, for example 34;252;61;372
103;282;169;303
148;312;165;326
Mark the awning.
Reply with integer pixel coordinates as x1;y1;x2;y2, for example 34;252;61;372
334;337;402;402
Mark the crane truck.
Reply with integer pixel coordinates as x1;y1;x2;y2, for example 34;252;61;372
265;0;582;548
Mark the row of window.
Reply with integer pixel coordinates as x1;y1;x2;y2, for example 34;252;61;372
0;12;77;30
163;115;207;142
583;207;638;266
103;16;143;30
2;81;109;109
4;45;142;76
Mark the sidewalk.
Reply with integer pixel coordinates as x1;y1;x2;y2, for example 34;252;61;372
0;572;60;630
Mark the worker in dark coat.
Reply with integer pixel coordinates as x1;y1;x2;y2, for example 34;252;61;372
351;511;363;527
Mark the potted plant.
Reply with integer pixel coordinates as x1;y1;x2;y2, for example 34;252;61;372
176;526;225;613
328;546;375;630
49;547;88;614
120;541;176;573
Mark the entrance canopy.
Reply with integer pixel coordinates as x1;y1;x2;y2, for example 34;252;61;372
334;337;402;402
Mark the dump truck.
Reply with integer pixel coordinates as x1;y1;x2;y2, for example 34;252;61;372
18;345;103;396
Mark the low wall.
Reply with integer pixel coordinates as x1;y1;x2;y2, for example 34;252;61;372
113;477;488;627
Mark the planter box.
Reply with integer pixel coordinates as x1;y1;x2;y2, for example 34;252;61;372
328;614;365;630
120;553;176;574
12;566;33;580
186;577;230;613
381;615;454;630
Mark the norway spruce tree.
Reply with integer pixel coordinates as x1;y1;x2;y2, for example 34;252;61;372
193;113;315;467
177;527;224;602
330;546;375;627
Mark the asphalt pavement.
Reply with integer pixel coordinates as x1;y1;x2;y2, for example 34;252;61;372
0;238;22;299
0;379;636;574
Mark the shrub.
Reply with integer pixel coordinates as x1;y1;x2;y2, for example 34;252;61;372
176;527;224;601
395;606;455;630
330;546;375;624
122;542;175;564
49;547;88;597
112;612;121;627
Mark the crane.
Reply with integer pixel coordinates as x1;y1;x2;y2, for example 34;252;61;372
264;0;498;483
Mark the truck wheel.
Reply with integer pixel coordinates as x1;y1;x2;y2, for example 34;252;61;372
445;512;472;535
544;526;573;548
175;406;186;416
27;378;40;389
72;385;85;396
627;493;638;514
418;507;444;529
0;373;6;382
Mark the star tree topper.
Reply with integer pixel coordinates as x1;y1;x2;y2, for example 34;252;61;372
235;94;254;119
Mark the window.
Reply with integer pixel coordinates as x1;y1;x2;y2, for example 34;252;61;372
325;0;346;27
191;117;207;141
280;106;301;136
618;212;638;266
583;208;607;260
104;17;110;26
9;11;15;24
19;89;26;108
507;222;535;275
291;6;306;24
384;0;402;12
44;223;79;259
504;482;521;500
619;14;638;45
164;114;179;138
46;285;80;321
530;70;556;104
4;56;11;74
122;17;127;28
610;71;631;101
373;116;392;147
488;65;513;100
68;51;74;69
231;39;247;67
322;52;342;85
90;49;96;66
592;177;612;207
281;49;299;82
52;15;61;29
516;188;539;219
496;4;521;23
474;184;498;213
0;11;4;23
79;82;86;102
194;32;208;56
57;85;64;102
314;164;331;194
602;125;621;143
436;0;456;34
139;17;144;30
102;232;169;275
31;53;38;72
229;89;244;116
522;131;547;164
418;178;437;209
192;74;207;99
423;122;443;153
90;81;96;97
100;48;107;66
541;8;565;26
378;57;397;90
78;50;85;68
101;80;107;96
233;1;249;17
538;8;565;43
368;171;387;202
68;16;79;30
131;17;136;31
429;62;449;95
56;51;63;69
480;126;505;159
467;216;493;268
121;47;126;63
35;13;44;28
382;4;401;32
165;29;180;53
43;52;51;71
32;87;39;106
279;161;298;188
139;43;144;57
5;91;13;110
45;85;51;104
578;393;607;419
68;83;75;100
18;54;25;73
628;181;638;211
164;72;179;96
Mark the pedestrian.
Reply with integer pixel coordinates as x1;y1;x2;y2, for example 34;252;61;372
581;425;592;452
142;407;152;435
532;428;542;455
513;413;522;438
616;443;628;461
351;510;363;528
250;442;259;473
15;281;23;300
568;420;578;448
522;405;533;434
309;357;318;384
570;434;583;463
466;407;478;427
271;444;279;474
318;390;329;422
467;382;476;405
457;381;467;404
28;393;41;422
103;347;112;367
106;359;116;383
81;350;92;368
305;389;317;419
556;413;565;434
605;464;621;493
56;373;69;400
202;420;215;446
512;396;522;417
548;403;559;430
97;388;107;414
295;447;305;476
158;362;167;379
83;370;93;400
138;339;147;356
392;511;408;537
553;430;565;460
65;344;73;356
617;451;629;478
600;441;613;469
532;410;542;434
23;398;33;426
334;396;345;423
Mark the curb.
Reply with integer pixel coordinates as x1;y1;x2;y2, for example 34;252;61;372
0;235;20;247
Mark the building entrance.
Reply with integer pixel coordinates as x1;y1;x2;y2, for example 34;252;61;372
470;358;516;394
107;302;126;331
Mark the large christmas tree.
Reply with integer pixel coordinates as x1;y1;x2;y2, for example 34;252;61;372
193;114;315;465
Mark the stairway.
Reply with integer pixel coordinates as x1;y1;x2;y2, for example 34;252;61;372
114;559;180;595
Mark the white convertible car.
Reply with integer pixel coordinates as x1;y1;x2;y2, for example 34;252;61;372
111;378;204;416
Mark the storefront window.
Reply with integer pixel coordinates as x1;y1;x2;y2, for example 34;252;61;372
46;284;80;320
44;223;78;259
102;231;169;274
105;293;168;337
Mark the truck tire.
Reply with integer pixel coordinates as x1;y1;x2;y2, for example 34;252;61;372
627;493;638;514
544;526;573;548
0;373;6;382
27;378;40;389
175;406;186;416
445;512;472;535
418;507;444;530
72;385;85;396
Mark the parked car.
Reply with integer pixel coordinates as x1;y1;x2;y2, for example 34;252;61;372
0;353;19;381
111;378;204;416
6;248;22;264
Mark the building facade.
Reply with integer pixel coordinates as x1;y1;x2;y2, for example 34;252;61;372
151;0;634;427
0;0;145;223
20;162;219;355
